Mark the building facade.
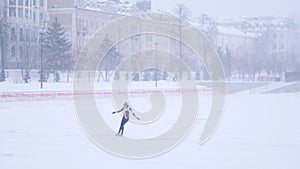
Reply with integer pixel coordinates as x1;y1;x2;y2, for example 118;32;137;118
0;0;8;79
0;0;48;71
48;1;214;77
47;0;137;52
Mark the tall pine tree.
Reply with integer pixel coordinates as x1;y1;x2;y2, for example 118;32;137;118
45;17;71;82
98;34;121;82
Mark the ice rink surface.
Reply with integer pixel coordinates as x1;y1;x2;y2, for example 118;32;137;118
0;82;300;169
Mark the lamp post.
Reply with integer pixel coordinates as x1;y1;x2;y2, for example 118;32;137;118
40;12;48;89
40;30;44;89
154;42;158;87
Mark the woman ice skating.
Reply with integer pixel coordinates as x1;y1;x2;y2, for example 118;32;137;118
112;102;140;136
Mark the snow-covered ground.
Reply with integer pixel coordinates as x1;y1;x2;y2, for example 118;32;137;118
0;81;300;169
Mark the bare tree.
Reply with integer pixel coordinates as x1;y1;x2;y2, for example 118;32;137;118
172;4;191;20
232;45;250;81
172;4;191;79
285;30;300;72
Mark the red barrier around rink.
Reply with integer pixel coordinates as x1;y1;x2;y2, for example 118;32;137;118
0;88;226;102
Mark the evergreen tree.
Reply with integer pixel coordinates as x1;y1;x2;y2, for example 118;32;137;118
98;34;121;81
195;71;200;81
142;70;152;81
44;17;71;82
114;71;120;80
132;72;140;81
61;50;75;83
162;71;168;80
218;47;232;80
153;69;162;81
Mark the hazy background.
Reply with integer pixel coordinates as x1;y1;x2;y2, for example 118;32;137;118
126;0;300;18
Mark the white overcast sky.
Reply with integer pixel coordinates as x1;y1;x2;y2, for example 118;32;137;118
126;0;300;18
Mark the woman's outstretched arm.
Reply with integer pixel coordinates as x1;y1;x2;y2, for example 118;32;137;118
112;106;124;114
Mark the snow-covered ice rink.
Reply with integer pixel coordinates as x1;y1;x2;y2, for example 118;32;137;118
1;82;300;169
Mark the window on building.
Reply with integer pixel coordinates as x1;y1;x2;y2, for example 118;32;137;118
11;27;16;41
39;12;43;20
33;0;36;6
18;7;23;17
20;28;23;41
78;19;82;29
39;0;43;7
25;9;28;18
9;7;17;17
33;12;36;23
19;46;23;59
25;0;29;6
84;20;88;30
19;46;23;58
34;30;37;43
18;0;24;6
9;0;16;5
31;29;34;42
11;46;16;57
26;28;29;42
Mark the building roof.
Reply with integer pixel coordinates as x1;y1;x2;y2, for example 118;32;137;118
216;26;258;38
83;0;136;15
